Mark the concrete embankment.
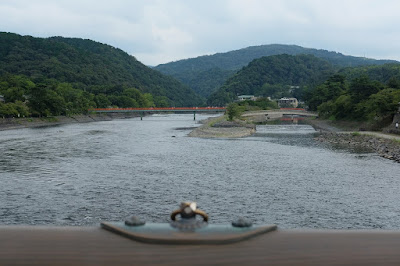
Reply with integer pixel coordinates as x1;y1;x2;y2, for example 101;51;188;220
304;118;343;132
0;113;140;131
189;115;256;138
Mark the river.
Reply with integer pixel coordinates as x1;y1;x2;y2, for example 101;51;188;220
1;114;399;229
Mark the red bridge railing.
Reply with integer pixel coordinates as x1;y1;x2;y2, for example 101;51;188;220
279;108;305;111
89;107;226;112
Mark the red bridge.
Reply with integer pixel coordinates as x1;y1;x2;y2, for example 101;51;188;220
88;107;226;120
90;107;225;112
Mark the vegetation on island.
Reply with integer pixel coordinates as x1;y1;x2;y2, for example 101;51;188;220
226;103;241;121
0;32;204;117
226;97;278;121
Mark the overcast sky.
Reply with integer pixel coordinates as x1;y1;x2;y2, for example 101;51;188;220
1;0;400;66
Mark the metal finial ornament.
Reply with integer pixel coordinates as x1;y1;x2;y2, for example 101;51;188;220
170;202;208;230
101;203;277;245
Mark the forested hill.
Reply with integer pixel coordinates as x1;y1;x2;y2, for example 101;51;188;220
208;54;335;106
154;44;397;98
304;64;400;128
0;32;203;107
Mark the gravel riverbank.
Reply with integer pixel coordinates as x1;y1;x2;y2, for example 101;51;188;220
306;118;400;163
315;132;400;163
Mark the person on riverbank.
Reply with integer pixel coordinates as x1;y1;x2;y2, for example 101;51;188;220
396;121;399;129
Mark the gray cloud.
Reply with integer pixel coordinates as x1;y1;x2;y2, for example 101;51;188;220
0;0;399;65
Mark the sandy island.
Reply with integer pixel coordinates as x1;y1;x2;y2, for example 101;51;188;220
188;115;256;138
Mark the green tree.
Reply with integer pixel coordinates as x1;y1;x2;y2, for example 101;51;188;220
349;75;383;104
0;102;18;117
387;77;400;90
94;94;111;108
74;91;96;114
332;95;353;119
306;74;348;111
3;87;25;102
317;100;335;119
364;88;400;120
108;95;138;108
123;88;151;107
13;101;29;117
142;93;155;107
226;103;240;121
154;96;169;107
28;83;66;116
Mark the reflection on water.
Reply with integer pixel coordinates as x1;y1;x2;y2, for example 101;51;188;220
0;114;399;229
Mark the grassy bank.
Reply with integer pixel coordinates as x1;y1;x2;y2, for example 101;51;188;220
0;113;140;131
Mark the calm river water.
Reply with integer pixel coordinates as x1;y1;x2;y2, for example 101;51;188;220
1;114;399;229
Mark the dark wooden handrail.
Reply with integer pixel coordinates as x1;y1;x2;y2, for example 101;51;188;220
2;226;400;265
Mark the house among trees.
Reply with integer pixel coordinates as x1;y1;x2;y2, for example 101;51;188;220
237;95;257;101
0;95;5;103
278;97;298;108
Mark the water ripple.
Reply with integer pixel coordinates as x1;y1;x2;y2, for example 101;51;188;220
0;115;399;229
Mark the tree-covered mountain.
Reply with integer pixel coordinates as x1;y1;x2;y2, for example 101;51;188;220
208;54;336;106
305;63;400;112
0;32;204;107
154;44;397;98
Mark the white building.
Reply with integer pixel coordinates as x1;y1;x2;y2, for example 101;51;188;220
278;97;298;108
237;95;257;101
